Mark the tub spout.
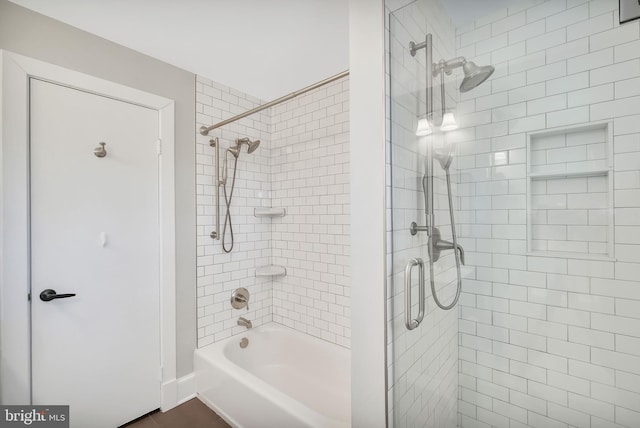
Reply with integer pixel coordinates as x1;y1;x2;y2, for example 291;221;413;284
237;317;252;329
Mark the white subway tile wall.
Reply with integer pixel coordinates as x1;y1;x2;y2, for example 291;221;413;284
195;75;272;347
454;0;640;427
270;77;351;347
195;75;350;348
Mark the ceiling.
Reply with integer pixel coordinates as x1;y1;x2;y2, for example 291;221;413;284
9;0;349;100
10;0;522;100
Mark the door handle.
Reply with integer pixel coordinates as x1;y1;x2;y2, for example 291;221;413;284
39;289;76;302
404;258;425;330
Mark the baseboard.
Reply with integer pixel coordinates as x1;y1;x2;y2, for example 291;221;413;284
161;372;196;411
177;373;196;405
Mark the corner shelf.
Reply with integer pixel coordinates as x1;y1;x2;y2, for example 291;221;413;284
255;265;287;277
254;207;287;218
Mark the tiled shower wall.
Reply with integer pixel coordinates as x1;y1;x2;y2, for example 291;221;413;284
386;0;460;426
453;0;640;427
195;76;272;347
195;75;351;348
270;77;351;347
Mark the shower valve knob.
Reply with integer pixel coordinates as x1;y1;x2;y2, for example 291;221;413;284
231;287;250;310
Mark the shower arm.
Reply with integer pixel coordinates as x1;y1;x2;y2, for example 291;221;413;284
432;57;466;78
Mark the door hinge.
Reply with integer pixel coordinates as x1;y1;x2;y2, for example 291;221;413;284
156;139;162;155
28;292;31;301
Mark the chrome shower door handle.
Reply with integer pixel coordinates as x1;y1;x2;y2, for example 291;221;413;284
404;258;425;330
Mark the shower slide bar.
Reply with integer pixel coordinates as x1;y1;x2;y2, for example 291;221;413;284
209;137;221;240
199;70;350;136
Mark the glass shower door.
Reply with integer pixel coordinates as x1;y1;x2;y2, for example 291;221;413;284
387;2;461;427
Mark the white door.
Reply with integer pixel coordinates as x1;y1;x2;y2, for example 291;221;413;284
30;79;161;427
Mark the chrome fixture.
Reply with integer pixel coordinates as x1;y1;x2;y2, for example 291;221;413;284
210;137;260;252
432;56;495;93
210;138;221;240
404;258;425;330
405;33;491;316
434;144;454;171
411;36;494;136
221;137;260;185
231;287;250;310
93;142;107;158
426;227;465;265
237;317;252;329
239;337;249;348
233;137;261;155
200;70;350;136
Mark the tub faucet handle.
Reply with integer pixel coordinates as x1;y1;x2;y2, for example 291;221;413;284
231;287;250;310
235;295;249;310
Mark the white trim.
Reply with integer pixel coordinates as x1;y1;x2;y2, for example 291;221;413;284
0;50;177;407
349;1;387;427
0;49;31;405
161;373;196;410
177;373;196;405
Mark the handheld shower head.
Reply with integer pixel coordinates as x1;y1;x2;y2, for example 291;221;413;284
434;146;454;170
221;148;237;185
227;146;240;158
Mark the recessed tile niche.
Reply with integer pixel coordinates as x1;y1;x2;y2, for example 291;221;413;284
526;122;614;259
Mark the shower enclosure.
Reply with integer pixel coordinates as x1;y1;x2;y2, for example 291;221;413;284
387;0;640;427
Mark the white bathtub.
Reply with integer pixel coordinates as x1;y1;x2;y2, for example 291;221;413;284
194;323;351;428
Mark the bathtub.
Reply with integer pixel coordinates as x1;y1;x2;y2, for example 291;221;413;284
194;323;351;428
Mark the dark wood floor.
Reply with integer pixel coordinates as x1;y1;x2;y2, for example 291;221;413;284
123;398;230;428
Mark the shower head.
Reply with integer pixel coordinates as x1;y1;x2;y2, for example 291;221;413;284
247;140;260;154
434;56;495;93
460;61;495;93
235;137;261;154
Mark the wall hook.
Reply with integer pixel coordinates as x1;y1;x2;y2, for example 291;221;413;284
94;142;107;158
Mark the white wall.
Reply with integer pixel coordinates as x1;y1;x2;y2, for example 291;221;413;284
349;0;388;426
454;0;640;427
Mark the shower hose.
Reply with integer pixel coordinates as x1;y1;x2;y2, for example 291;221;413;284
427;167;462;310
222;155;239;253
